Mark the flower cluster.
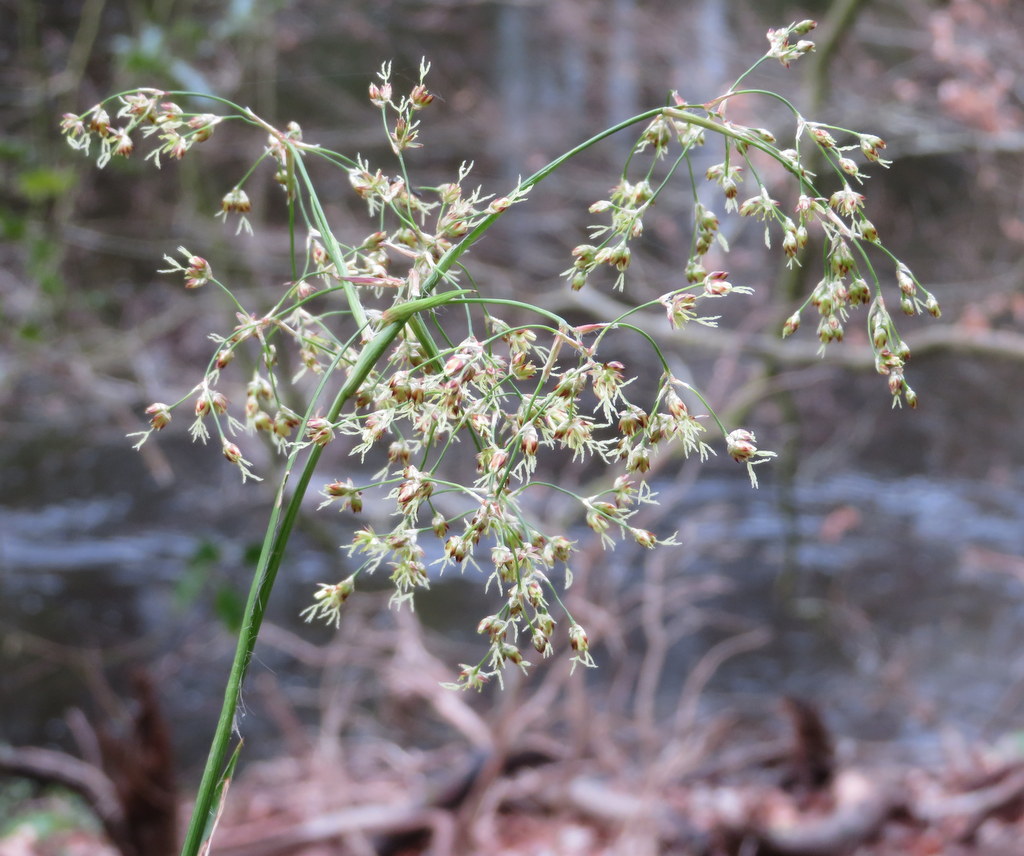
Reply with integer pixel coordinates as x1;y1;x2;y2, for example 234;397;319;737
766;20;818;68
301;317;727;686
565;113;707;293
776;120;941;406
72;22;942;691
61;90;222;170
652;45;940;407
368;59;435;155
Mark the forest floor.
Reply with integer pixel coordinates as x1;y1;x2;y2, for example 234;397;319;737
6;693;1024;856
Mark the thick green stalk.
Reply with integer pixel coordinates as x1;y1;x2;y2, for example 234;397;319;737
180;320;401;855
181;302;464;854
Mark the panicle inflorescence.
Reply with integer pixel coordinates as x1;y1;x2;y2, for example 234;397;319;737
72;22;940;690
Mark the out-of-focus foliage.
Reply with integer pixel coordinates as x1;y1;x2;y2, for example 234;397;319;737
4;0;1024;475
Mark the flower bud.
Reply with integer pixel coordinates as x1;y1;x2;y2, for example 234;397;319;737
608;244;631;271
848;278;871;305
896;264;917;296
626;445;651;474
859;134;886;161
184;255;211;289
409;83;434;109
305;417;335;446
445;535;469;562
145;402;172;430
525;579;545;607
221;187;251;214
443;353;467;378
188;114;220;142
725;428;757;463
368;81;392;106
88;107;111;136
532;629;550;654
111;129;134;157
487;448;509;473
618;405;648;436
568;623;589;653
548;536;573;563
838;157;860;176
632;528;657;548
696;206;719;233
477;615;506;640
388;439;412;465
809;126;836;148
685;260;706;283
520;423;539;456
830;241;854;277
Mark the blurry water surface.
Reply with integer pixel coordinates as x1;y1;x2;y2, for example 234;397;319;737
3;418;1023;772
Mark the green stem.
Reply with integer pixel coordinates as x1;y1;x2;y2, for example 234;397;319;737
181;311;432;854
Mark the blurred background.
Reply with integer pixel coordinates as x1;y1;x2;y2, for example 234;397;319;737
2;0;1024;852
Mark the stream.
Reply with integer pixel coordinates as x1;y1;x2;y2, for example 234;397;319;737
2;428;1024;772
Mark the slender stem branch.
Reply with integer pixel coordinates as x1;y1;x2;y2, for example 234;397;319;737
180;311;430;855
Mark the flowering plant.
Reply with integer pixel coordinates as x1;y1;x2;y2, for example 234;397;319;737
63;21;938;854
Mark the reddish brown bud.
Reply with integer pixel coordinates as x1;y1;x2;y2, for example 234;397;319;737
568;623;589;653
532;629;550;654
88;108;111;136
725;428;757;462
305;417;335;446
112;129;134;157
368;81;392;106
145;402;172;430
221;187;251;214
409;84;434;108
